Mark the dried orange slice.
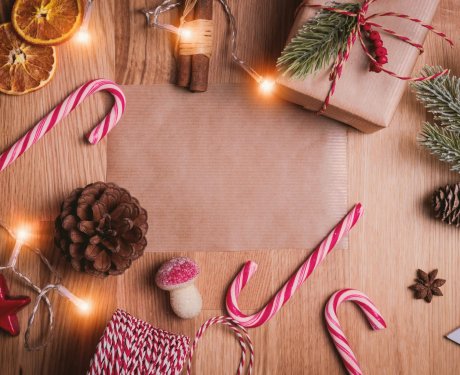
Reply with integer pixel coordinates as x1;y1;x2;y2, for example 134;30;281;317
12;0;83;46
0;23;57;95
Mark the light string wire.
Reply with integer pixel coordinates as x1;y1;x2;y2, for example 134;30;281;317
0;221;86;351
75;0;94;43
142;0;265;83
143;0;183;34
82;0;94;27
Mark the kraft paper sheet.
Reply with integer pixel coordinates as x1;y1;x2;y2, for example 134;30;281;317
107;84;347;252
276;0;440;133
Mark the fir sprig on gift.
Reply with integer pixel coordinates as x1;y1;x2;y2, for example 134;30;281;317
412;66;460;172
277;2;360;79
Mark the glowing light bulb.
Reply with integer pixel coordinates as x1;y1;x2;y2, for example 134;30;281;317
16;227;30;243
75;0;93;44
179;28;193;41
77;300;91;313
74;29;91;44
7;226;30;267
259;78;275;94
57;285;91;314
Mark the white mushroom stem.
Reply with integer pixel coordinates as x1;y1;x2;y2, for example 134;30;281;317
170;283;202;319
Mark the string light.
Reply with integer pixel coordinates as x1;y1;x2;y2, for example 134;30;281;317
74;29;91;43
57;285;91;313
179;27;193;41
143;0;276;93
259;78;276;94
74;0;94;44
0;221;91;350
7;226;29;267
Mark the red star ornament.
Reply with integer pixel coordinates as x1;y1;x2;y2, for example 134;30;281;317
0;274;30;336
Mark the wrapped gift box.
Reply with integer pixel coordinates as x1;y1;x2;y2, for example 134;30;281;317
276;0;440;133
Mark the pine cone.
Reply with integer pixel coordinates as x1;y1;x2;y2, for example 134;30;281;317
55;182;148;277
432;184;460;226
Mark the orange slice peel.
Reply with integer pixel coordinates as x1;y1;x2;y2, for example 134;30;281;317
0;22;57;95
12;0;83;46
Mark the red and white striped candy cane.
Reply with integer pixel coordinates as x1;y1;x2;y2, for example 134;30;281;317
325;289;386;375
0;79;126;172
226;203;363;328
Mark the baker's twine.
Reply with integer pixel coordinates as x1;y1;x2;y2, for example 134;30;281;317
87;309;190;375
186;316;254;374
87;310;254;374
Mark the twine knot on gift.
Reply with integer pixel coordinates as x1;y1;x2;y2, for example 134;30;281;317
295;0;453;114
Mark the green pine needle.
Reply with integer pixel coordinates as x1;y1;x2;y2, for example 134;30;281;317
419;123;460;172
411;66;460;133
411;67;460;172
277;2;360;79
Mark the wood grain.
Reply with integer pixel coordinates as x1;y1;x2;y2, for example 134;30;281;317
1;0;460;374
115;0;297;84
0;0;117;374
0;0;114;223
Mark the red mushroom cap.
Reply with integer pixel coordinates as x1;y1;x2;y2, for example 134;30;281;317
155;257;200;291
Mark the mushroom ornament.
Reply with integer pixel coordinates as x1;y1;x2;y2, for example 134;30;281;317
155;257;202;319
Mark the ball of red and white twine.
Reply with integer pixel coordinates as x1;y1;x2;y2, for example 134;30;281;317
0;79;126;172
87;310;253;375
325;289;386;375
87;309;191;375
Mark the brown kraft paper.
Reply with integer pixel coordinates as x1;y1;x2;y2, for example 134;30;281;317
276;0;440;133
107;84;347;252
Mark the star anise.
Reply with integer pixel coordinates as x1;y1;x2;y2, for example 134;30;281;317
410;269;446;303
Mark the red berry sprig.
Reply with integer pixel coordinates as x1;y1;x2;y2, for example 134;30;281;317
362;24;388;73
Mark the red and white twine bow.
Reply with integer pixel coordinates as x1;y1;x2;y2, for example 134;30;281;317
302;0;453;113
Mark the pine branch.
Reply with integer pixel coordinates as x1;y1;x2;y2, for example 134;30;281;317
419;122;460;172
277;2;360;79
411;66;460;133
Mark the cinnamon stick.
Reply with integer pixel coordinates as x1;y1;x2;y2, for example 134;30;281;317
176;7;194;88
189;0;213;92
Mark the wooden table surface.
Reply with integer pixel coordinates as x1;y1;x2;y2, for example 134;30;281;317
1;0;460;374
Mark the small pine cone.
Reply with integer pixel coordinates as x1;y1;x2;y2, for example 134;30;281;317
432;184;460;226
55;182;148;277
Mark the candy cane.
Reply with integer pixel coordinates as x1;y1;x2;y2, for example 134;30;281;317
0;79;126;172
226;203;363;328
325;289;386;375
